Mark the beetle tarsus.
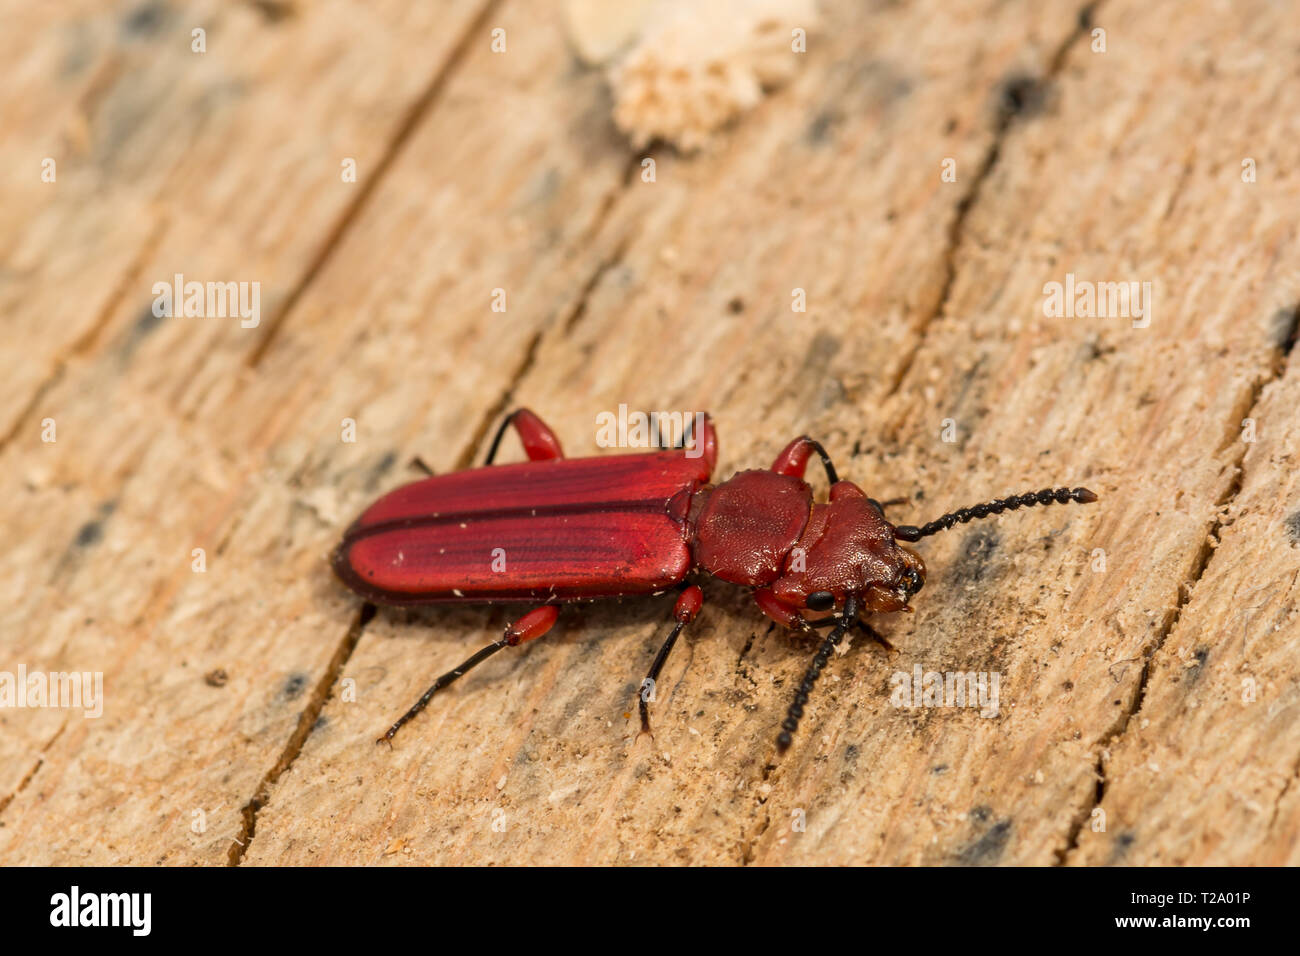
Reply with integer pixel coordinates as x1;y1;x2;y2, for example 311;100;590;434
632;586;703;742
635;619;689;741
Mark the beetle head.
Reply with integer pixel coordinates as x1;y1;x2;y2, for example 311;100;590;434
771;480;926;615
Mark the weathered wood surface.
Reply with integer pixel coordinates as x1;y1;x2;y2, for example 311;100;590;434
1;0;1297;866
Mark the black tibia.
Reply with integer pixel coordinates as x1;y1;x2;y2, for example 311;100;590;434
637;619;688;736
377;636;508;744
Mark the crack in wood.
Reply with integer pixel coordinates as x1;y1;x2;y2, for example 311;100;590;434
0;724;67;821
458;193;641;470
246;0;506;369
227;603;375;865
885;1;1102;400
454;331;546;474
0;365;64;457
75;210;171;358
0;758;45;819
562;231;635;336
1266;744;1300;840
0;208;168;456
1057;300;1300;864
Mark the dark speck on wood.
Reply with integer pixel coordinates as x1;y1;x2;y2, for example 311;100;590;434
956;815;1011;865
73;501;117;549
282;673;309;700
997;73;1046;121
121;1;169;37
1285;510;1300;545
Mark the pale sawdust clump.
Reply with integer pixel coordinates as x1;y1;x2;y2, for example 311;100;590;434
599;0;820;151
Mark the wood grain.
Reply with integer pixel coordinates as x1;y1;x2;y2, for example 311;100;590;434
1;0;1296;866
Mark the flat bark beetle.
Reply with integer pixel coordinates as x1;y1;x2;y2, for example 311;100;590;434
333;410;1096;751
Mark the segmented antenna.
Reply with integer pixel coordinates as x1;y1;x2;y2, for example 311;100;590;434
776;594;859;753
893;487;1097;542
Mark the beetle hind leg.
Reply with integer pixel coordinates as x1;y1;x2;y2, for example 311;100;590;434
377;605;559;745
635;585;704;738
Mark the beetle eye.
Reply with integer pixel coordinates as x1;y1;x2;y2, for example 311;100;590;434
806;591;835;611
902;568;923;595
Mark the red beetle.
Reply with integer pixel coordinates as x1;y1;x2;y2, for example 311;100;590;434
333;409;1096;751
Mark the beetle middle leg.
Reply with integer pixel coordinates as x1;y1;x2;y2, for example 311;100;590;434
483;408;564;464
377;605;560;745
635;584;704;738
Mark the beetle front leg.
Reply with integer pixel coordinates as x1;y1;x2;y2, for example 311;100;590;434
378;605;560;745
770;437;904;514
770;436;839;486
483;408;564;465
636;585;704;737
754;587;811;632
806;614;897;653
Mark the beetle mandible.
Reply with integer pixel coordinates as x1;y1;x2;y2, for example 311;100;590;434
332;409;1097;752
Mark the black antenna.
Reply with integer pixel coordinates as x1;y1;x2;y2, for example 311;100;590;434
776;594;859;753
893;487;1097;542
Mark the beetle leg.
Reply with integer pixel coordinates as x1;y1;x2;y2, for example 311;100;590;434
636;585;704;738
650;412;717;473
866;495;910;517
755;588;893;649
377;605;559;745
652;413;693;451
483;408;564;465
770;436;839;486
754;587;807;631
806;615;897;653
